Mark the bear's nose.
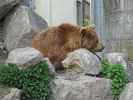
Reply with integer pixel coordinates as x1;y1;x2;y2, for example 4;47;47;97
95;44;105;52
101;45;105;51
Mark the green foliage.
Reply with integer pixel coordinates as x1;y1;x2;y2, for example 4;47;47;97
83;18;91;26
100;59;128;100
110;64;128;100
0;64;21;88
0;61;54;100
100;59;111;78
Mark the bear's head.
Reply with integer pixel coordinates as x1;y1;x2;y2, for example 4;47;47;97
58;23;104;52
80;25;104;52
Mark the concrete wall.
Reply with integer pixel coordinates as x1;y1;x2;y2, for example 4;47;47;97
51;0;77;25
35;0;77;26
35;0;50;25
91;0;105;44
104;0;133;60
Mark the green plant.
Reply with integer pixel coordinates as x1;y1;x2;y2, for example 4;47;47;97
83;18;91;26
0;61;54;100
100;59;111;78
110;64;128;100
100;59;128;100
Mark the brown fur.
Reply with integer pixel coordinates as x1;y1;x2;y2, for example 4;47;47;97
32;23;103;70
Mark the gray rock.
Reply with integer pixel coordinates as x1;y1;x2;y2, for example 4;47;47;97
0;0;20;20
6;47;44;69
21;0;35;9
43;58;57;76
52;75;112;100
0;22;4;42
106;52;128;69
127;62;133;82
0;23;8;64
128;61;133;71
62;48;101;75
119;83;133;100
2;88;21;100
4;5;48;51
105;52;133;82
0;86;20;100
0;86;11;100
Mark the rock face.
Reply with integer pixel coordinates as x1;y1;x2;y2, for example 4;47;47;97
53;75;112;100
104;0;133;60
6;47;44;68
0;23;8;64
106;52;133;81
119;83;133;100
62;48;101;75
0;0;20;20
0;42;8;64
4;5;48;51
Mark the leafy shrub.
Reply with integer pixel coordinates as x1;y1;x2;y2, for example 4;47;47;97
0;61;54;100
100;59;128;100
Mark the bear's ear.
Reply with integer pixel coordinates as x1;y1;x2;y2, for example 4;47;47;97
81;24;96;35
81;27;91;37
81;24;95;32
81;27;97;39
89;24;96;30
80;28;88;36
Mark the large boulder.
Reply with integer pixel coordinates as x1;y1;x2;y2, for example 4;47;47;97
4;5;48;51
0;0;20;20
119;83;133;100
52;75;112;100
62;48;101;75
105;52;133;82
6;47;44;69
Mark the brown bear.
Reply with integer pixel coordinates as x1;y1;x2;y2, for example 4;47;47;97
32;23;104;70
